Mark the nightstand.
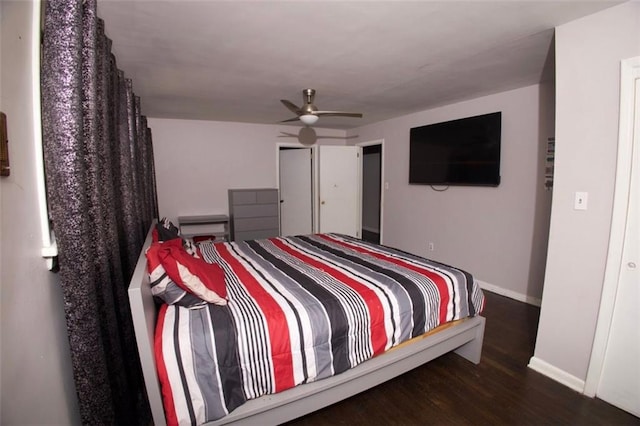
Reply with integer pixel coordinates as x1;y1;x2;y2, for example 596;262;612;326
178;214;229;242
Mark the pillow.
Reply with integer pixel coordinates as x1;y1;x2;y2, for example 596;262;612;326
182;237;199;258
153;218;200;257
146;242;207;309
155;217;180;242
154;238;227;306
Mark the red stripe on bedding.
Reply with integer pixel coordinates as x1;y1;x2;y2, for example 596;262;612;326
319;234;451;324
215;243;295;393
272;238;388;356
155;304;178;426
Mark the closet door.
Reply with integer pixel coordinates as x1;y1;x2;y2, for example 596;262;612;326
318;146;361;237
279;148;313;237
594;63;639;417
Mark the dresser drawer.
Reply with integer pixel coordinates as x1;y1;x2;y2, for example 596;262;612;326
256;190;279;204
229;190;258;205
234;216;280;232
228;188;280;241
235;228;279;241
233;203;279;219
229;189;279;205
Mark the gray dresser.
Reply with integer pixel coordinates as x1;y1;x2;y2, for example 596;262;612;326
228;188;280;241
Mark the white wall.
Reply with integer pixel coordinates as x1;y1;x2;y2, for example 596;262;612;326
0;1;80;424
349;84;554;304
532;1;640;385
148;118;347;222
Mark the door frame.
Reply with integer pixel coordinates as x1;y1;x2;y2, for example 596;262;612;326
357;139;385;244
277;140;384;240
315;145;362;237
276;143;317;234
584;56;640;396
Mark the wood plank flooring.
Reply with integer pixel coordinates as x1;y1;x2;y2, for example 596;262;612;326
285;291;639;425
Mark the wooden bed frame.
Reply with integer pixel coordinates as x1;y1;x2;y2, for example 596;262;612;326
128;223;486;426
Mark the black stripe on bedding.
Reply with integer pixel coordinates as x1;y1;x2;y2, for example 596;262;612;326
350;236;469;316
244;240;311;382
173;307;196;425
287;236;398;348
208;304;246;414
335;234;465;323
274;236;382;366
464;270;477;317
298;235;431;338
224;243;275;397
245;240;352;375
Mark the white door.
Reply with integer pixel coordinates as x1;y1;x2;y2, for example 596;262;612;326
279;148;313;236
318;146;361;237
596;71;640;416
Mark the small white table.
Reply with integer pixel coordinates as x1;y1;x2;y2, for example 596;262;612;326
178;214;229;241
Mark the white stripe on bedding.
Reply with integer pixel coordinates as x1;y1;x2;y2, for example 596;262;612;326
224;245;276;399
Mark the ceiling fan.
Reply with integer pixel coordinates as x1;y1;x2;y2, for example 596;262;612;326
281;89;363;125
279;128;358;145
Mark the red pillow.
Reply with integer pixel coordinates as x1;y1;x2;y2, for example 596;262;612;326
156;239;227;305
146;243;208;308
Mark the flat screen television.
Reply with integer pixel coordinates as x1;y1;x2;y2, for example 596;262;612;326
409;112;501;186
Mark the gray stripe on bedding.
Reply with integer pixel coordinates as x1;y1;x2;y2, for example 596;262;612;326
190;307;227;419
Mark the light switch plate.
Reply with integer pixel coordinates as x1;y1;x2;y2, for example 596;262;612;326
574;192;588;210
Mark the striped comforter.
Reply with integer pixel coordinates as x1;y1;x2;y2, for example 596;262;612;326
155;234;485;425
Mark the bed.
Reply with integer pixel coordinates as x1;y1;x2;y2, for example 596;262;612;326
128;222;486;425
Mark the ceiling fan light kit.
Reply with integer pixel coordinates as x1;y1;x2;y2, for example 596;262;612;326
299;114;319;125
280;88;363;126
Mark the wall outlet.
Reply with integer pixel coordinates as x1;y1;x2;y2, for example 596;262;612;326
428;242;435;251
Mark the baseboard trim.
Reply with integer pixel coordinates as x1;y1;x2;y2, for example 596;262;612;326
476;280;542;307
528;356;585;393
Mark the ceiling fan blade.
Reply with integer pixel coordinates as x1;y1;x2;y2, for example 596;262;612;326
281;99;302;114
280;116;301;123
279;129;359;141
315;134;360;140
315;111;363;118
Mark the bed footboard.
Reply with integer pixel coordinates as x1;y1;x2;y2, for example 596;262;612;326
207;315;485;426
454;316;485;364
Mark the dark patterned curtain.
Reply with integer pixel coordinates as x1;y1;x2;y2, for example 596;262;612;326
41;0;157;424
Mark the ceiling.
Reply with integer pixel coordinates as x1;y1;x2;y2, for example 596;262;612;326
97;1;621;130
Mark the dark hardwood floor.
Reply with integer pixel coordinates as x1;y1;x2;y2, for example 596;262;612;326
285;291;640;425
